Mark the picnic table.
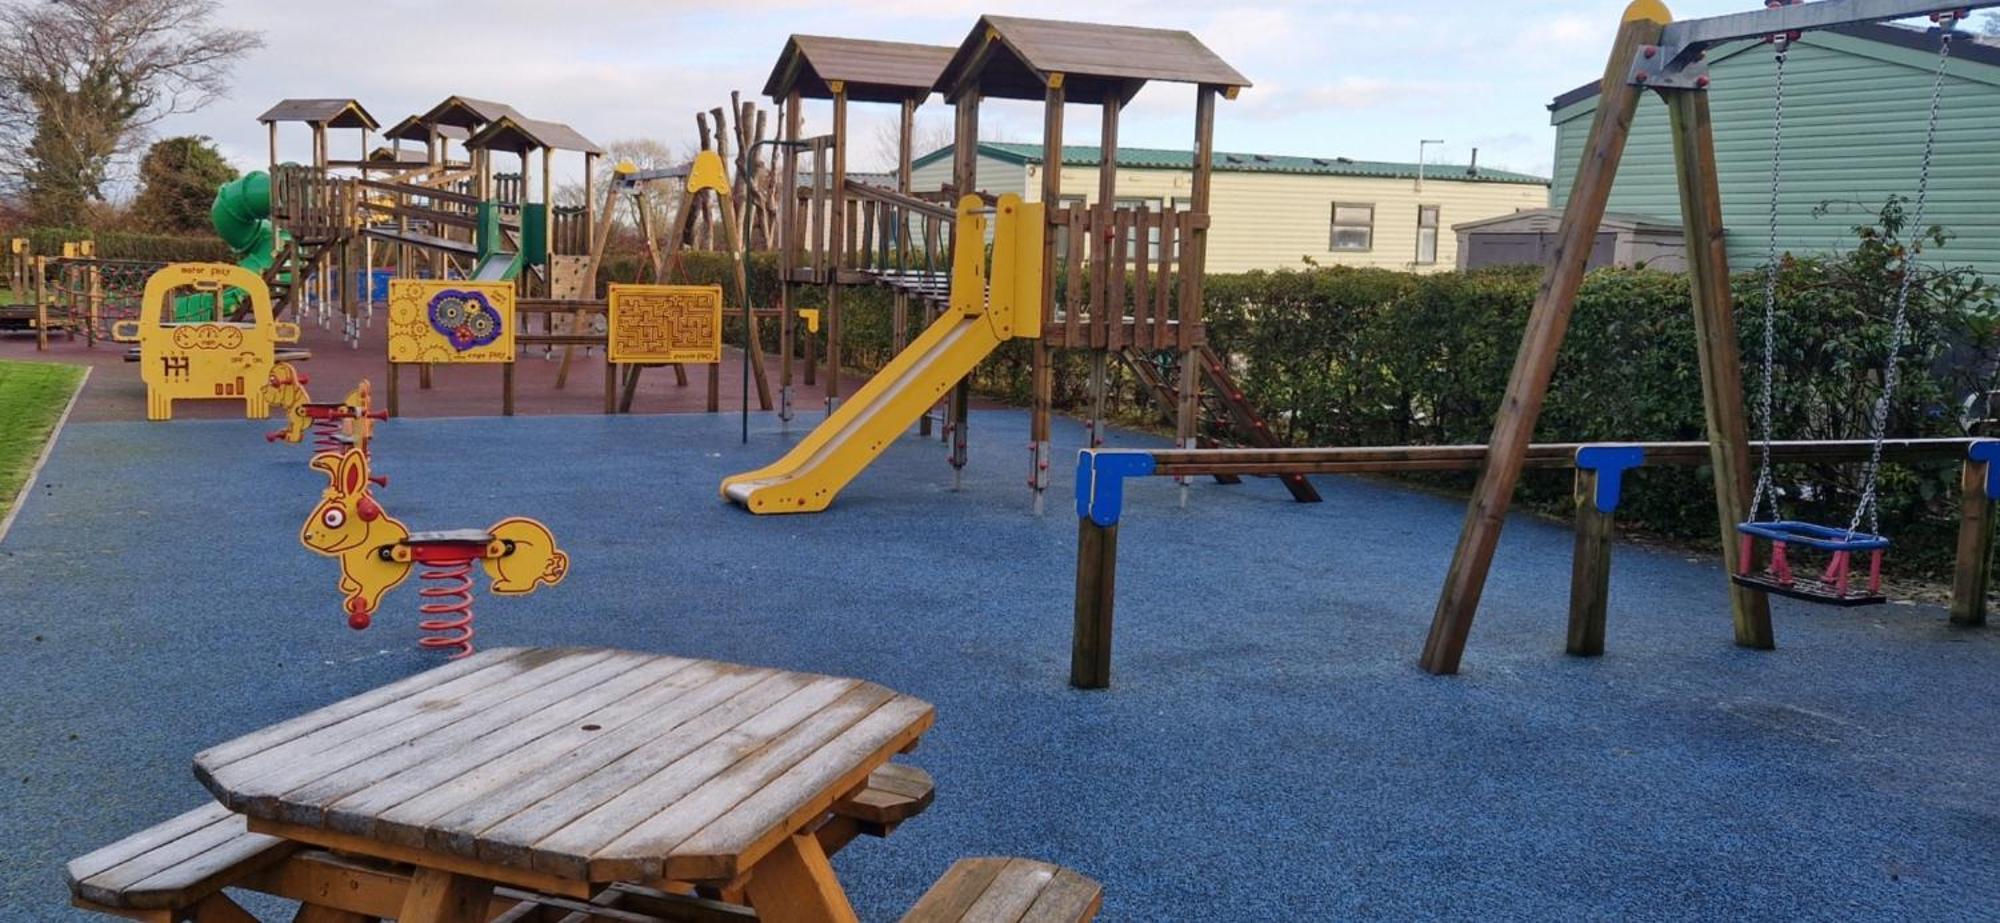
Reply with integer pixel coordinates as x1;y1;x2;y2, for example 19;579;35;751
186;646;936;922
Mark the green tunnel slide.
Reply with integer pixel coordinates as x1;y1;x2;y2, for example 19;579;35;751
173;170;288;321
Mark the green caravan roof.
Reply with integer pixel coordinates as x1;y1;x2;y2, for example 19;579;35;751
912;142;1547;186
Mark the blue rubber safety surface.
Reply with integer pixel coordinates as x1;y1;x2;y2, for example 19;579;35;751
2;410;1995;921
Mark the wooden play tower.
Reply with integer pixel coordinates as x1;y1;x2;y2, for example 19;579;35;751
769;17;1315;510
765;35;960;423
262;96;603;325
936;16;1316;507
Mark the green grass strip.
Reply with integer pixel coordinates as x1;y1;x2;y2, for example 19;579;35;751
0;359;86;521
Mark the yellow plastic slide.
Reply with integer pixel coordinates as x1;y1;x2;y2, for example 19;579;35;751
722;194;1043;514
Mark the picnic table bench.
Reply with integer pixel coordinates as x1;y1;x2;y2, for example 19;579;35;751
66;647;1101;923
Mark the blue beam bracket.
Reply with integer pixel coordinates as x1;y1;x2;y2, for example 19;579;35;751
1969;439;2000;500
1075;450;1158;527
1574;445;1647;514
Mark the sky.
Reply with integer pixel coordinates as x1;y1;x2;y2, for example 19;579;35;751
157;0;1866;190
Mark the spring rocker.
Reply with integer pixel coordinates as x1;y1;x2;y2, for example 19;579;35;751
262;363;391;485
112;263;301;421
300;449;569;658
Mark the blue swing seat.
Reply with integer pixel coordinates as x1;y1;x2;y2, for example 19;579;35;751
1732;521;1889;607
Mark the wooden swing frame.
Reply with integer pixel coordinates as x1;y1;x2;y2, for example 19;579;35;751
1421;0;1997;674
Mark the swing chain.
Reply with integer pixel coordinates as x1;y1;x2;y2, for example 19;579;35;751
1751;41;1788;523
1850;24;1953;537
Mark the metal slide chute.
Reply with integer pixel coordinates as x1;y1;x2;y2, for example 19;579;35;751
721;194;1043;514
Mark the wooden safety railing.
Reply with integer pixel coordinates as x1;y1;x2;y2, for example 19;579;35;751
551;206;590;258
1049;203;1206;352
271;165;361;240
780;136;833;284
6;237;29;297
1068;439;1998;689
841;181;955;285
353;176;483;210
492;172;524;207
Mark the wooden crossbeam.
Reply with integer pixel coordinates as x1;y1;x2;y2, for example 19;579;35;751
1134;439;1983;478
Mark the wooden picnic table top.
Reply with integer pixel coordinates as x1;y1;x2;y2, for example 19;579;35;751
192;647;935;892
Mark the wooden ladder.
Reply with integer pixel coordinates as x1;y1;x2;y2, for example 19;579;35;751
1116;344;1321;503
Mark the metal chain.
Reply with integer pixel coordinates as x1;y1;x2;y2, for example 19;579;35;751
1751;41;1788;523
1850;24;1954;537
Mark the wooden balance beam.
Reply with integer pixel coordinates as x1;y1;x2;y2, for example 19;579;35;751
1068;439;1999;689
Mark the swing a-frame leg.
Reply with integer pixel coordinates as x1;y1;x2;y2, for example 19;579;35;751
1663;88;1775;646
1422;1;1770;675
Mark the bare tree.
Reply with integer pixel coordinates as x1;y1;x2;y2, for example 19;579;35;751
0;0;260;223
553;137;686;254
869;113;956;179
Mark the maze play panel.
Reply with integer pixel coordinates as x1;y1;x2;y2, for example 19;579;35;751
607;284;724;365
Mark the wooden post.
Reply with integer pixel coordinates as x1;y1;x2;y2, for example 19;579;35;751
397;868;492;923
1567;468;1614;656
1175;86;1220;505
583;151;597;259
717;188;771;410
1421;8;1668;675
740;833;858;923
86;261;102;346
1663;87;1773;649
501;362;515;417
780;92;803;418
340;232;354;344
826;85;849;411
1087;88;1120;452
1950;455;1994;627
32;256;47;351
948;91;979;483
604;355;617;415
1032;77;1065;511
893;96;916;362
541;145;569;381
1072;516;1120;689
267;122;282;269
804;141;824;389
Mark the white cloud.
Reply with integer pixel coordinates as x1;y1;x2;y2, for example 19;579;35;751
147;0;1791;191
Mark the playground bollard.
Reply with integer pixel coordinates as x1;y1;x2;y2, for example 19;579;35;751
1567;445;1644;657
1949;440;2000;627
1072;449;1157;689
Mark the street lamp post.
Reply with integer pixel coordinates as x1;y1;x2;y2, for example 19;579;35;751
1417;139;1445;192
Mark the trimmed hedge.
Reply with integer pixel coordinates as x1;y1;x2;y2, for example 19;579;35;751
674;204;1999;579
1199;222;1999;576
13;228;233;263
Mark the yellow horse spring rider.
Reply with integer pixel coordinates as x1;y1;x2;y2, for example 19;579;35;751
300;450;569;657
263;364;389;484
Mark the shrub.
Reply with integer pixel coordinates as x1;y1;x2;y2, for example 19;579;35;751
764;199;1997;578
14;228;231;263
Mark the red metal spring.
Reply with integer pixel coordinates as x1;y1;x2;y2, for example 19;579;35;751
415;560;477;659
311;416;343;452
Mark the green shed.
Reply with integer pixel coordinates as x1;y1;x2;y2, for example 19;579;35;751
1549;23;2000;277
